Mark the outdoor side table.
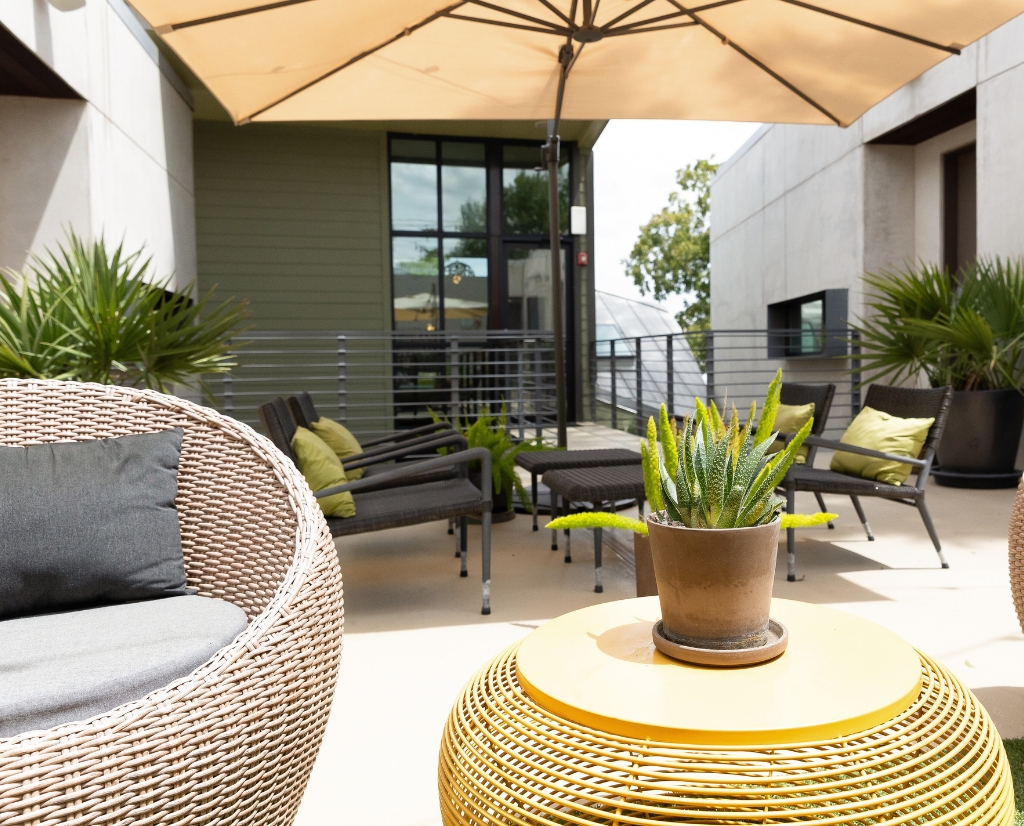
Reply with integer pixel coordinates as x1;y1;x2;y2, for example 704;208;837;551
542;465;646;593
439;597;1013;826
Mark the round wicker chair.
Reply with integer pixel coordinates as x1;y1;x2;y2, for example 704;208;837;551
1010;477;1024;633
0;379;343;825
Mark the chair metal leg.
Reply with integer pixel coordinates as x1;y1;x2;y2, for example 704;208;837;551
564;496;572;563
481;511;492;615
850;496;874;541
786;485;796;582
814;492;834;529
594;524;603;593
448;517;454;536
917;498;949;568
551;493;559;551
459;516;468;577
532;473;539;531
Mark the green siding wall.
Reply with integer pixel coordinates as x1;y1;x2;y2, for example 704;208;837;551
194;121;391;331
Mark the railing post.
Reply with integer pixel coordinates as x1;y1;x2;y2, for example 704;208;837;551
850;328;862;418
450;335;460;422
635;337;643;432
223;372;233;416
517;342;525;441
610;339;618;430
666;334;674;417
705;331;715;407
337;334;347;424
589;340;597;422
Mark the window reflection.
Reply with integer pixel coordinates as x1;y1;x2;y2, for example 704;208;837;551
502;145;569;235
443;238;488;331
506;247;564;331
393;237;440;331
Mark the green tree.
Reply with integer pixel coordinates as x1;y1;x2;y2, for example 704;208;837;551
624;159;718;340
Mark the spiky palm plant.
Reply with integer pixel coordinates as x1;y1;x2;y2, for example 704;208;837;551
657;371;825;529
0;231;247;392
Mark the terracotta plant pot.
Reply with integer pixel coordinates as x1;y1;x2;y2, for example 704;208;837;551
646;516;780;650
634;532;658;597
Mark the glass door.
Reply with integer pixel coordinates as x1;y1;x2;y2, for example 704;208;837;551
503;244;567;331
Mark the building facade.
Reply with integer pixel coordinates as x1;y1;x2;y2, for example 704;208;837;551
710;14;1024;335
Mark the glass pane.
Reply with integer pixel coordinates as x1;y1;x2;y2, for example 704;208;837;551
505;246;565;331
391;138;436;163
393;236;440;331
799;299;823;354
442;165;486;232
442;141;485;164
502;145;569;235
391;162;437;231
444;238;488;331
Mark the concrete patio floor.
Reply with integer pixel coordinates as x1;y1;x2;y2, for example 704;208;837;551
294;423;1024;826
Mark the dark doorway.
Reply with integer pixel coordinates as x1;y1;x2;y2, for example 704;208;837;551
943;143;976;277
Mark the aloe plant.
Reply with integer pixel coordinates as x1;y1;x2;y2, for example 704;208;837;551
547;374;836;535
657;371;818;529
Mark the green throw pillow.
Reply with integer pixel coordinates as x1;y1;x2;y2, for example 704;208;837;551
830;406;934;486
290;427;356;518
767;402;815;464
309;417;365;480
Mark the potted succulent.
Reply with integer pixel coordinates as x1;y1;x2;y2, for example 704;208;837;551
547;375;834;625
852;259;1024;487
431;401;549;522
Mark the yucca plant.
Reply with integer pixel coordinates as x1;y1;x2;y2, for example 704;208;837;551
0;230;248;392
657;371;832;529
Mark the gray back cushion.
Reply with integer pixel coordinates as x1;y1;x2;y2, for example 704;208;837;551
0;595;248;737
0;428;189;620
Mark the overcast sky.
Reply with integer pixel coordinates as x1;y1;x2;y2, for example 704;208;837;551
592;120;762;320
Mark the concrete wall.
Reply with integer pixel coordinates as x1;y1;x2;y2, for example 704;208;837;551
0;0;195;291
711;14;1024;330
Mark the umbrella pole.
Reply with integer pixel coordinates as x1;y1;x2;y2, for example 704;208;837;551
543;129;568;449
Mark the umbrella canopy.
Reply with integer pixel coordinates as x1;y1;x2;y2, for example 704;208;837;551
131;1;1022;127
133;0;1024;446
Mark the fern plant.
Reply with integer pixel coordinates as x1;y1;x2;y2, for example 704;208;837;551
430;401;550;511
658;371;812;529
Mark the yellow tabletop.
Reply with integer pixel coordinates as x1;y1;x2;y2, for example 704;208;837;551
515;597;922;745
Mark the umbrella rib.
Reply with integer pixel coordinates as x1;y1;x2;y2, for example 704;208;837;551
601;0;658;30
154;0;316;33
448;13;568;35
605;10;692;34
534;0;573;25
465;0;568;31
604;21;698;35
668;1;842;125
777;0;960;54
240;0;470;123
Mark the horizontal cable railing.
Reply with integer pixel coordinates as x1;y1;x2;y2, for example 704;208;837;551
207;330;557;441
592;328;861;439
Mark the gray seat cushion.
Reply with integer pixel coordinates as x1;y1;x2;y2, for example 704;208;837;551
0;595;247;738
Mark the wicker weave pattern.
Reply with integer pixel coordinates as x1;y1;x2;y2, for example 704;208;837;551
439;644;1012;825
542;465;646;503
1009;478;1024;633
0;379;343;825
516;449;641;473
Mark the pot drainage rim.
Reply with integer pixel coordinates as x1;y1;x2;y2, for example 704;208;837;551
652;618;788;667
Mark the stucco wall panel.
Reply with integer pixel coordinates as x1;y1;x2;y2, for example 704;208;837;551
977;64;1024;258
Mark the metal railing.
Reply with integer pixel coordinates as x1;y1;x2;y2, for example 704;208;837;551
208;330;557;440
592;328;861;439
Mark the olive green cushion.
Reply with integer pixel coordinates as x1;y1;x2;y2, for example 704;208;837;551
830;406;935;486
767;402;815;464
309;417;366;481
290;427;356;518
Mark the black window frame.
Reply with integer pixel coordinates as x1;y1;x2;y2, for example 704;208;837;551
387;132;574;332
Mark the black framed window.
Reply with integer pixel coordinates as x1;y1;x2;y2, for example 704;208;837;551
767;289;848;358
388;135;570;332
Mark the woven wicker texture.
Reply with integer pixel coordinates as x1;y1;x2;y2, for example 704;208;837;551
543;465;645;503
439;644;1012;826
328;477;490;535
0;379;343;826
516;449;641;473
1009;477;1024;633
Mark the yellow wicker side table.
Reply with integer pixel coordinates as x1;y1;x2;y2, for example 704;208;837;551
439;597;1013;825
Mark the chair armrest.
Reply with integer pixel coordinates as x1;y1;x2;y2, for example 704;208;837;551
358;421;454;448
802;435;927;469
342;432;469;470
314;447;492;499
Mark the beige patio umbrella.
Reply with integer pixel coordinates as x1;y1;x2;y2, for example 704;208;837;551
131;0;1024;445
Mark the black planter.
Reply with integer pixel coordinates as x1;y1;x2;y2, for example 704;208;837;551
933;389;1024;488
468;470;516;523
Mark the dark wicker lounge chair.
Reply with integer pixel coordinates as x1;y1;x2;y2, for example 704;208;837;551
778;382;837;525
782;384;953;581
258;400;495;614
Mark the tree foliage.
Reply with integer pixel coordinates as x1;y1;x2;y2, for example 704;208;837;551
624;159;718;335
